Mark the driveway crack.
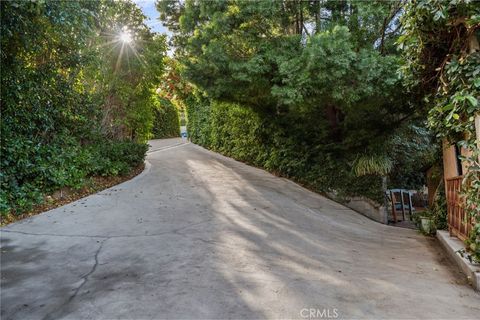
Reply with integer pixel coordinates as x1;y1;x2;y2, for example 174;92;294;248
1;229;107;239
73;238;107;298
2;219;213;239
41;238;107;320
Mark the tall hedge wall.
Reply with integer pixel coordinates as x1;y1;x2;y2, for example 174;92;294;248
152;98;181;139
186;99;383;203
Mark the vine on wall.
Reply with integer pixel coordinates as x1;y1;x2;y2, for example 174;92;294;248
400;0;480;262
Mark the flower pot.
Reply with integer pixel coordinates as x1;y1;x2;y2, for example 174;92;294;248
420;217;434;234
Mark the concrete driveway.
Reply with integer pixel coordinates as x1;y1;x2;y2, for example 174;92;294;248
1;138;479;319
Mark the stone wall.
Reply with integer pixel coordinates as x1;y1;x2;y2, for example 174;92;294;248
343;197;388;224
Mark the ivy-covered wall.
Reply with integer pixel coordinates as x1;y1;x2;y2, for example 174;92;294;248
400;0;479;262
186;99;384;203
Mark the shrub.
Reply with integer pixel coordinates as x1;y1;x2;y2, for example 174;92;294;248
0;139;147;216
152;97;181;139
186;98;385;203
92;141;148;176
0;1;157;217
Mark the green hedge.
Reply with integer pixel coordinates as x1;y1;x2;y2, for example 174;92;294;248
152;97;181;139
0;138;147;215
186;99;383;203
0;1;153;217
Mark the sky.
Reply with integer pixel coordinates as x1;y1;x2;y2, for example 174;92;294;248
133;0;171;35
133;0;173;55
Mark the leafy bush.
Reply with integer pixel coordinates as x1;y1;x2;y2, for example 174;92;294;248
0;139;147;215
432;185;447;231
162;0;428;205
91;141;148;176
400;0;480;262
187;98;384;203
152;97;181;138
0;1;160;217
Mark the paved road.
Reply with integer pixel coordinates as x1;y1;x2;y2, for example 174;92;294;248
1;138;479;319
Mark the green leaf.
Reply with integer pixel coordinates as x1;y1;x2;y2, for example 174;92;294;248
442;103;454;111
474;78;480;88
466;95;478;107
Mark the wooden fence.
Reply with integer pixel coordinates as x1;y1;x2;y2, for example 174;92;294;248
446;175;473;241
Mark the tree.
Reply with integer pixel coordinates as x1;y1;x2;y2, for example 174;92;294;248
87;0;167;141
1;0;101;213
0;0;167;215
152;97;181;139
399;0;480;261
158;0;428;203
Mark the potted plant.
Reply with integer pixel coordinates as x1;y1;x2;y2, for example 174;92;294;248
418;210;436;235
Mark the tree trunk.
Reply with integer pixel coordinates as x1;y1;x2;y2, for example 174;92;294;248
325;104;341;139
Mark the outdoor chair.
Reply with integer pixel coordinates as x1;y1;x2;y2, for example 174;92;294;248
386;189;414;223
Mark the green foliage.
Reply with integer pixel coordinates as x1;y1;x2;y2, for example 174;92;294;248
0;0;165;216
387;124;439;189
161;0;406;110
186;97;385;203
0;137;147;214
86;1;167;142
152;98;181;138
161;0;427;204
400;0;480;262
432;184;448;231
91;142;148;177
353;155;392;177
414;181;447;233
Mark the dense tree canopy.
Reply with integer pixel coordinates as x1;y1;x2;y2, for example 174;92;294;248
0;0;171;215
157;0;433;202
90;1;167;141
161;0;404;109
